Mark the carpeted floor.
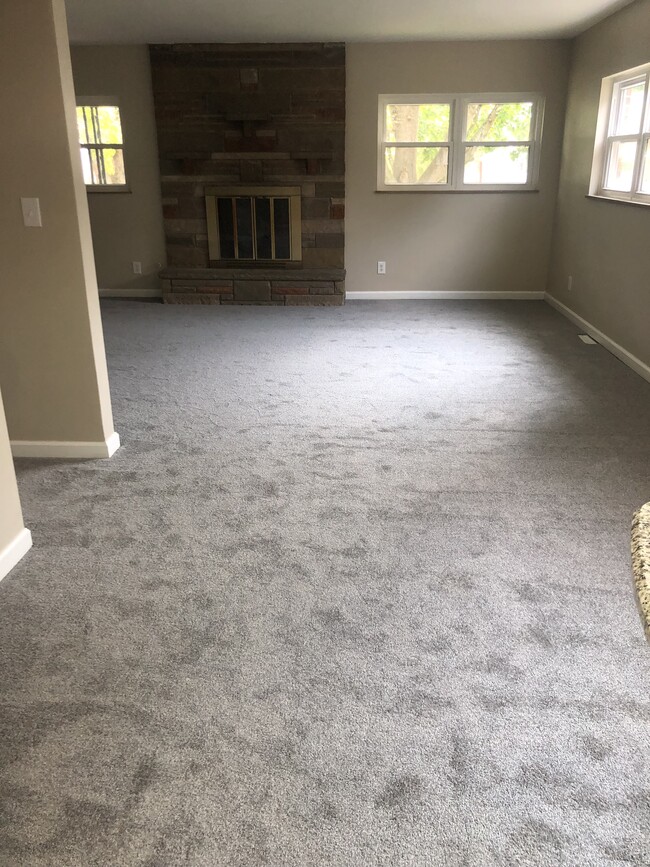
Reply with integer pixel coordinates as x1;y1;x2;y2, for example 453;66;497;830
1;299;650;866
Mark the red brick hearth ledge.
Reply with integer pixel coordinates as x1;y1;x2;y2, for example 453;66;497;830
160;267;346;306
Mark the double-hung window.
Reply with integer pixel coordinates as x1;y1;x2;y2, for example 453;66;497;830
76;102;127;189
378;93;544;192
590;63;650;204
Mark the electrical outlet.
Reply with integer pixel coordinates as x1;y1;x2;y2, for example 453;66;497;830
377;261;386;275
567;275;573;291
133;261;142;274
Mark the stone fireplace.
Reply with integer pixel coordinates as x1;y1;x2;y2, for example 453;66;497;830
150;43;345;305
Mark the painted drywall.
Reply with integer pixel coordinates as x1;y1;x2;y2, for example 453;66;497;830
547;0;650;369
0;389;26;561
70;45;166;295
0;0;116;444
345;41;571;294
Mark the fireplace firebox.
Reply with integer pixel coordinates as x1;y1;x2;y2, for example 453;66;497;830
206;186;302;264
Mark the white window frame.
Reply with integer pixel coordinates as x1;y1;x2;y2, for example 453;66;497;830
589;63;650;206
377;92;545;192
76;96;129;193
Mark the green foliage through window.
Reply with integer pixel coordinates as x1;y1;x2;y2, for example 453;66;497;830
465;102;532;142
385;103;450;143
381;96;541;188
76;105;126;186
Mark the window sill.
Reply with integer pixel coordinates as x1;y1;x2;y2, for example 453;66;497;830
86;186;132;195
375;188;540;194
586;194;650;208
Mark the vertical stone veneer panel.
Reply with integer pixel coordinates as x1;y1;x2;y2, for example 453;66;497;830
149;43;345;286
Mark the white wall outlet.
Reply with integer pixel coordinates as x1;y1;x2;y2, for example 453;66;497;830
377;261;386;275
21;197;42;228
133;261;142;274
567;275;573;291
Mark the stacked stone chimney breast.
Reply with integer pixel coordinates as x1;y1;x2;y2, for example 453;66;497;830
150;43;345;305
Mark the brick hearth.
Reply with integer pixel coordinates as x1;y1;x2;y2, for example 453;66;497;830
160;267;345;305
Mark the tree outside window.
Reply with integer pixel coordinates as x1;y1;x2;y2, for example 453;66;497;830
379;94;544;191
76;104;127;187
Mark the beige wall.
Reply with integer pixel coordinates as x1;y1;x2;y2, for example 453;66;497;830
0;389;26;560
71;45;166;295
0;0;116;444
345;41;571;294
547;0;650;368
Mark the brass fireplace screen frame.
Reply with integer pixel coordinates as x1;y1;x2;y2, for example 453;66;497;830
205;186;302;263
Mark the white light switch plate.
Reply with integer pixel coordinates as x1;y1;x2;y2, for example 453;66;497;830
21;198;42;228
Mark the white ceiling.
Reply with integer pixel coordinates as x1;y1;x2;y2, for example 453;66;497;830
65;0;633;44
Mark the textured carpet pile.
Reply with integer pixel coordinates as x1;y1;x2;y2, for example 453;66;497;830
1;299;649;866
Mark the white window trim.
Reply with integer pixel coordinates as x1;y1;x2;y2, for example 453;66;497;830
76;96;129;193
377;92;545;192
589;63;650;206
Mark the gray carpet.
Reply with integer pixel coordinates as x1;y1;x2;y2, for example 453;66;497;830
2;299;650;866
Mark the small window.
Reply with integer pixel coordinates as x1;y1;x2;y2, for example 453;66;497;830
590;64;650;204
76;103;127;188
378;93;544;192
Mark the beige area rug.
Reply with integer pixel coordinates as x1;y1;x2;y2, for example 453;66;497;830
632;502;650;640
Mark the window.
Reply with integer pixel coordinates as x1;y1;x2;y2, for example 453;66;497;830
76;103;127;188
377;93;544;192
590;63;650;205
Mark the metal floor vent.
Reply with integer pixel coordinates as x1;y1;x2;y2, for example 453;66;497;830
578;334;598;344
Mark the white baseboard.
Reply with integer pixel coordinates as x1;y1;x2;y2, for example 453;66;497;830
0;528;32;582
545;293;650;385
105;431;121;456
11;431;121;459
99;288;161;298
346;290;545;300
